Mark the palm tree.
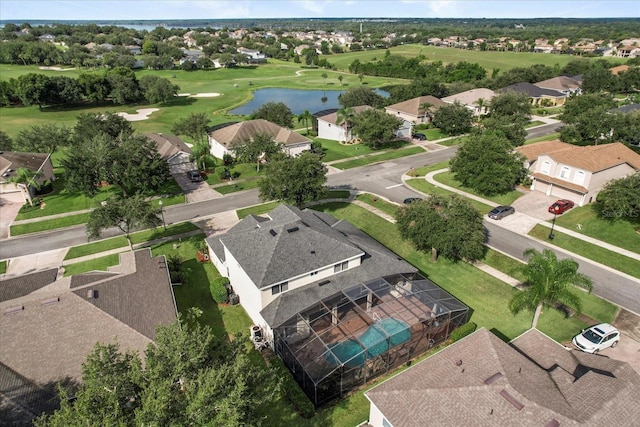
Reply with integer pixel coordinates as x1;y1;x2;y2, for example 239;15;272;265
297;110;312;135
190;141;216;172
336;107;354;141
474;98;487;115
419;101;433;123
9;167;43;206
321;72;328;85
338;75;343;85
509;248;593;329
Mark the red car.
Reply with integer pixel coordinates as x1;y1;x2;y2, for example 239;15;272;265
548;199;575;214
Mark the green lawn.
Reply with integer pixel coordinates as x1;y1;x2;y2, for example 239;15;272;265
437;136;467;146
422;128;449;141
331;146;424;170
63;253;121;277
482;249;527;282
214;177;262;194
529;224;640;279
554;204;640;255
11;213;91;236
432;171;523;207
355;193;400;218
317;138;377;163
207;162;264;185
406;178;493;213
237;202;281;219
0;260;6;274
63;222;199;260
526;120;545;128
525;133;561;144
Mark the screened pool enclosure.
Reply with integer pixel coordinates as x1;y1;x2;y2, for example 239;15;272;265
274;273;469;406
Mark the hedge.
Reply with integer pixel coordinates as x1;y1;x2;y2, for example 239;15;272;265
210;277;230;303
450;322;477;342
270;357;315;418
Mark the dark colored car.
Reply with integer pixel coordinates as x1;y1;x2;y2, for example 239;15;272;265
488;205;515;220
187;170;203;182
412;133;427;141
548;199;575;214
403;197;423;204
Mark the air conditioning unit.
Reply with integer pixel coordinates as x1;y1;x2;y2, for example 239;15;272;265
229;293;239;305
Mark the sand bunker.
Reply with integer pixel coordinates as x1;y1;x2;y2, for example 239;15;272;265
38;66;75;71
189;93;222;98
117;108;159;121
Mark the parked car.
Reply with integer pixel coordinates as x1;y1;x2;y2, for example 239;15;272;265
403;197;423;204
572;323;620;354
187;170;203;182
548;199;575;214
488;205;515;220
412;133;427;141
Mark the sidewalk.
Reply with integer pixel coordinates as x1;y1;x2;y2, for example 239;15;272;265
422;168;640;262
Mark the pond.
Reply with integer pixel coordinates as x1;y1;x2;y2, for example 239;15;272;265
229;87;388;115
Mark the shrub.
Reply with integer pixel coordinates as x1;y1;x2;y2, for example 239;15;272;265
450;321;477;342
223;153;234;166
270;357;315;418
210;277;230;303
231;171;241;179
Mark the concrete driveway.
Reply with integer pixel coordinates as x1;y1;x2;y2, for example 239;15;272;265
172;171;221;203
0;192;25;239
511;190;564;222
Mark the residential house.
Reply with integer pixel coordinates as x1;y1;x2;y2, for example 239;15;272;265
499;83;567;107
0;151;55;206
179;48;204;64
617;45;640;58
0;249;178;424
38;34;55;42
126;44;142;55
384;96;447;137
610;64;630;75
610;103;640;114
516;140;640;205
365;327;640;427
534;76;582;96
205;204;468;406
207;119;311;159
316;105;373;141
442;88;496;115
145;132;194;174
237;47;266;61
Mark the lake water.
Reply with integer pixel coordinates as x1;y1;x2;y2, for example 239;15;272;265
229;88;388;116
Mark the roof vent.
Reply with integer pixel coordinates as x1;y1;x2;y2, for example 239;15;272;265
87;289;98;299
455;360;463;366
4;305;24;315
310;250;316;254
269;229;277;236
319;280;331;286
41;297;60;306
287;226;299;233
484;372;503;385
499;389;524;411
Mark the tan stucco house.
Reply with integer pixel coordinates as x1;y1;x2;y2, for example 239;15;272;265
0;151;55;205
516;140;640;206
384;96;447;137
207;119;311;159
441;88;496;115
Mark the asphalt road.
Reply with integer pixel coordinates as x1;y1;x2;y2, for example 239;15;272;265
2;132;639;315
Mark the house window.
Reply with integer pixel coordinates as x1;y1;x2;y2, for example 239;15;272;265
271;282;288;295
559;166;570;180
541;161;551;174
574;170;585;185
334;261;349;273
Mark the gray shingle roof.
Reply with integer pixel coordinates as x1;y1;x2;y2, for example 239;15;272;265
500;82;566;98
208;119;311;148
208;205;365;289
365;328;640;426
0;268;58;302
259;210;416;327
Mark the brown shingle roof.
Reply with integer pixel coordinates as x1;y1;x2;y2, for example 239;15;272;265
365;328;640;426
610;64;630;75
145;133;192;160
0;268;58;302
534;76;581;91
517;140;640;172
0;151;50;181
384;96;446;116
441;88;496;106
208;119;311;148
317;105;373;125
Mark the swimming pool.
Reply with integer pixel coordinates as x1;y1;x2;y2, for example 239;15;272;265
327;318;411;367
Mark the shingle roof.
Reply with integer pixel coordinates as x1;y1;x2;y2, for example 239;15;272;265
384;96;447;116
145;132;192;160
500;82;566;98
441;88;496;106
610;103;640;114
0;268;58;302
317;105;373;125
0;151;50;181
610;64;630;75
365;328;640;426
208;119;311;148
534;76;582;91
208;205;365;289
517;140;640;172
260;218;416;327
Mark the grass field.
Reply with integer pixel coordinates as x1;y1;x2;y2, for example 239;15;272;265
432;170;523;207
331;146;424;169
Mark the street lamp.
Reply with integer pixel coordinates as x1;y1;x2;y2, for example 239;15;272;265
158;200;166;230
548;205;559;240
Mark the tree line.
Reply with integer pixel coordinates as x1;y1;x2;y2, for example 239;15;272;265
0;67;179;108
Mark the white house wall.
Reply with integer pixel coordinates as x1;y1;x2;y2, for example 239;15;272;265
209;136;233;159
285;142;312;157
367;401;386;427
317;120;347;141
225;249;265;325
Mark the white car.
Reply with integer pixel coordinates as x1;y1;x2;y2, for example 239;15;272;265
572;323;620;354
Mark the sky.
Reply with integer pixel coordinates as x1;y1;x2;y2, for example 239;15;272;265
1;0;639;21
